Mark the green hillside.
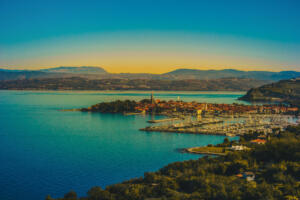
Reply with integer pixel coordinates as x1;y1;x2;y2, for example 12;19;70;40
239;78;300;107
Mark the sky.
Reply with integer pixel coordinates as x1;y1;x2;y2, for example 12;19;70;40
0;0;300;73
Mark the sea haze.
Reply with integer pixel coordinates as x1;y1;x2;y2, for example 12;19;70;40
0;91;242;200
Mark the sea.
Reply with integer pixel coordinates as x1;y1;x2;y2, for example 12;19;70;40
0;90;245;200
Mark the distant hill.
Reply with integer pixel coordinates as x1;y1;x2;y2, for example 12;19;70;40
41;66;107;74
239;78;300;106
0;77;270;91
0;66;107;80
164;69;300;81
0;69;59;80
0;67;299;82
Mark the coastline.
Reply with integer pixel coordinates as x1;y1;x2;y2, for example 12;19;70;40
184;147;227;156
0;89;247;94
140;127;230;136
75;98;299;138
1;90;299;200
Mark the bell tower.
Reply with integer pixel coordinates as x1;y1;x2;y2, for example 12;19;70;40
151;91;155;104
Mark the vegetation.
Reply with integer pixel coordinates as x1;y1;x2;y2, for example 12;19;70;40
81;100;138;113
0;77;270;91
165;69;300;81
186;146;229;155
240;78;300;107
48;125;300;200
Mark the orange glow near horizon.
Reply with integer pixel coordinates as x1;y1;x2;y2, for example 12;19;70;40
3;51;297;74
1;31;299;73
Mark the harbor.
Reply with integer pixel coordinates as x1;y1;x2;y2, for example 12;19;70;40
140;114;299;136
80;92;300;137
135;92;300;136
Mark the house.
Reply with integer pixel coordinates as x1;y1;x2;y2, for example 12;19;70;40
257;135;267;139
236;172;255;181
196;109;202;115
244;172;255;181
230;145;250;151
236;173;243;178
250;139;266;144
287;107;298;112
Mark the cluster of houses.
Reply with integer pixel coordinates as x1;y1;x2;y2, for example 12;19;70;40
250;139;267;144
236;172;255;181
134;94;299;116
231;135;269;182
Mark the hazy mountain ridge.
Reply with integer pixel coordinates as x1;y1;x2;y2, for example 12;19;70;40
0;67;299;81
0;70;59;80
0;66;107;80
40;66;107;74
164;68;300;80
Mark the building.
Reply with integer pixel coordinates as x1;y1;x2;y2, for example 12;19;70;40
150;91;155;104
250;139;266;144
244;172;255;181
236;172;255;181
196;109;202;115
230;145;250;151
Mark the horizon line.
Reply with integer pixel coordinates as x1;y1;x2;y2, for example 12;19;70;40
1;65;300;74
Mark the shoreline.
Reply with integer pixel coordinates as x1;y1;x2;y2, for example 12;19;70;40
183;147;227;156
0;89;247;94
140;127;230;136
65;99;299;138
185;147;226;156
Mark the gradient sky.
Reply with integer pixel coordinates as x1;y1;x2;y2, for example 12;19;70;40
0;0;300;73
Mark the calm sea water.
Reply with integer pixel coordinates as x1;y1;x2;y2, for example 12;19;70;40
0;91;244;200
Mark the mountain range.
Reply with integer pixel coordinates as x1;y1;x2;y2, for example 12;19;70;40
40;66;107;74
0;66;299;81
164;68;300;80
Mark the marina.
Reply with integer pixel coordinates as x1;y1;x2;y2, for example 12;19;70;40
140;114;299;136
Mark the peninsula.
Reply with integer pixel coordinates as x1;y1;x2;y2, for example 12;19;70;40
80;93;299;137
239;78;300;107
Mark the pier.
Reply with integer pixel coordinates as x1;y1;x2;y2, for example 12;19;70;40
147;118;180;123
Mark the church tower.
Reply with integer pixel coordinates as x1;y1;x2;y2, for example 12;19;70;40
151;91;155;104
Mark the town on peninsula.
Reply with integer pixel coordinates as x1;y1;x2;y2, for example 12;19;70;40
79;92;299;137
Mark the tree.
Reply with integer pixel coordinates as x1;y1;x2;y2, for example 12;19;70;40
64;190;77;200
87;186;112;200
45;195;54;200
223;137;230;144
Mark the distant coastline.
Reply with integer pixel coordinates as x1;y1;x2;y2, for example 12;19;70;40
0;89;247;94
0;77;268;91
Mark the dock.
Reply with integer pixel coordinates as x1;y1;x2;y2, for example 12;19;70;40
123;112;144;115
147;118;180;123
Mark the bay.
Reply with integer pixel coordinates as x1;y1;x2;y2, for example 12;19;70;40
0;90;244;200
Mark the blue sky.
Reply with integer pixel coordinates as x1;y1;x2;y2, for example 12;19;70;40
0;0;299;73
